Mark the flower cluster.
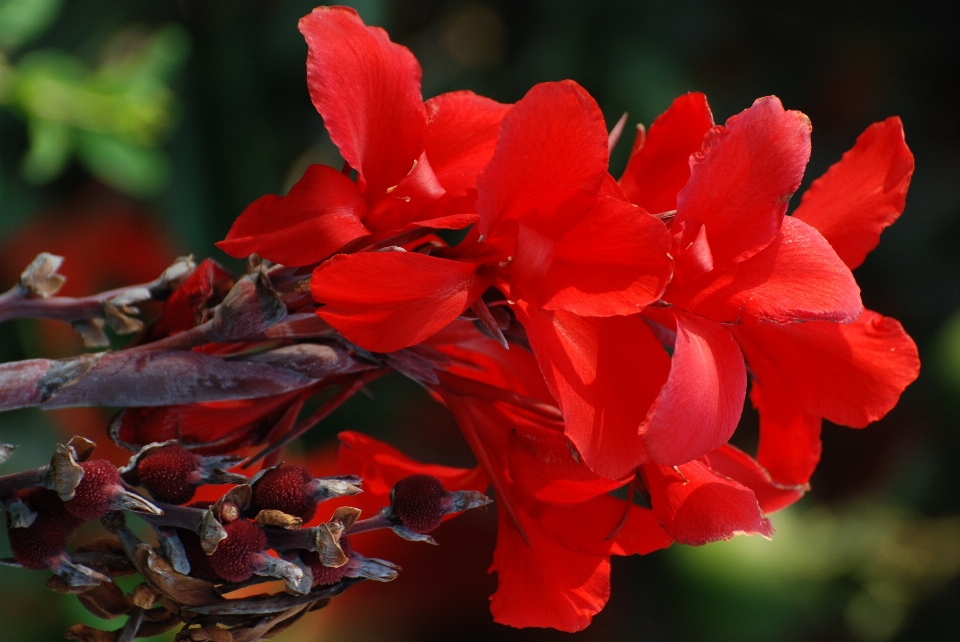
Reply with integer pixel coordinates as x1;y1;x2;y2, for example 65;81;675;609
0;4;920;637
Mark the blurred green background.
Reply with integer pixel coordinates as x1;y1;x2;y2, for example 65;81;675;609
1;1;959;640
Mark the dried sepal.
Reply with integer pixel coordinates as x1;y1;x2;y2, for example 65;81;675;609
199;508;228;555
329;506;361;532
313;523;348;568
103;301;144;335
391;524;438;545
158;255;197;291
50;443;86;501
250;555;308;595
0;443;16;465
212;485;252;523
50;554;113;588
20;253;66;297
132;543;222;607
65;623;118;642
348;553;400;582
448;489;493;512
74;580;131;619
4;496;38;528
132;583;163;610
73;318;110;348
157;528;192;575
254;509;302;530
67;436;97;462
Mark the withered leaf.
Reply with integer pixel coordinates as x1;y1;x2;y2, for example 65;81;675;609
255;510;302;530
76;581;131;619
133;545;222;607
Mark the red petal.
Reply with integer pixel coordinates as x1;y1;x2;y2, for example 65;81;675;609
516;304;671;479
512;197;672;316
144;259;234;341
490;503;610;632
336;430;487;501
641;310;746;465
299;6;425;200
701;444;806;513
311;252;489;352
619;92;714;214
732;309;919;428
535;494;673;557
749;381;823;487
793;117;914;269
111;392;303;455
641;459;773;545
477;81;608;241
505;414;625;506
216;165;369;266
673;96;811;277
666;216;862;324
424;90;510;198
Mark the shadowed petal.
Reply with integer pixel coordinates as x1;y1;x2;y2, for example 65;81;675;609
619;92;714;214
516;304;670;479
312;252;490;352
641;310;746;466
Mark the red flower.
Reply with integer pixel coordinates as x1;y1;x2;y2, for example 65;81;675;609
619;95;919;486
217;6;509;267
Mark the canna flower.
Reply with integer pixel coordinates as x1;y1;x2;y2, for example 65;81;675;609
619;93;919;486
216;6;508;267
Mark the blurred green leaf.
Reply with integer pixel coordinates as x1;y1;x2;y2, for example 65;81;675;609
0;0;63;53
76;130;169;198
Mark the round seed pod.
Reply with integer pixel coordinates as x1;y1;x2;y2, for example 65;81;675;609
391;474;447;534
137;445;201;504
8;488;80;569
251;465;317;522
65;459;122;520
207;519;267;582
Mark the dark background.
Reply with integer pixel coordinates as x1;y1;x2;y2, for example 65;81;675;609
1;1;958;640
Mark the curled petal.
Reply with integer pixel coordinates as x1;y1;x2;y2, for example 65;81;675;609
478;80;608;240
619;92;714;214
312;252;490;353
217;165;369;266
666;216;862;324
673;96;812;277
641;310;746;466
700;444;806;513
299;6;425;200
793;116;914;269
641;459;773;546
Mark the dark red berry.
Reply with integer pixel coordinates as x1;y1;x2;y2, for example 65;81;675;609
302;536;353;586
207;520;267;582
8;488;79;569
137;445;201;504
251;465;317;522
65;459;122;520
391;474;446;534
